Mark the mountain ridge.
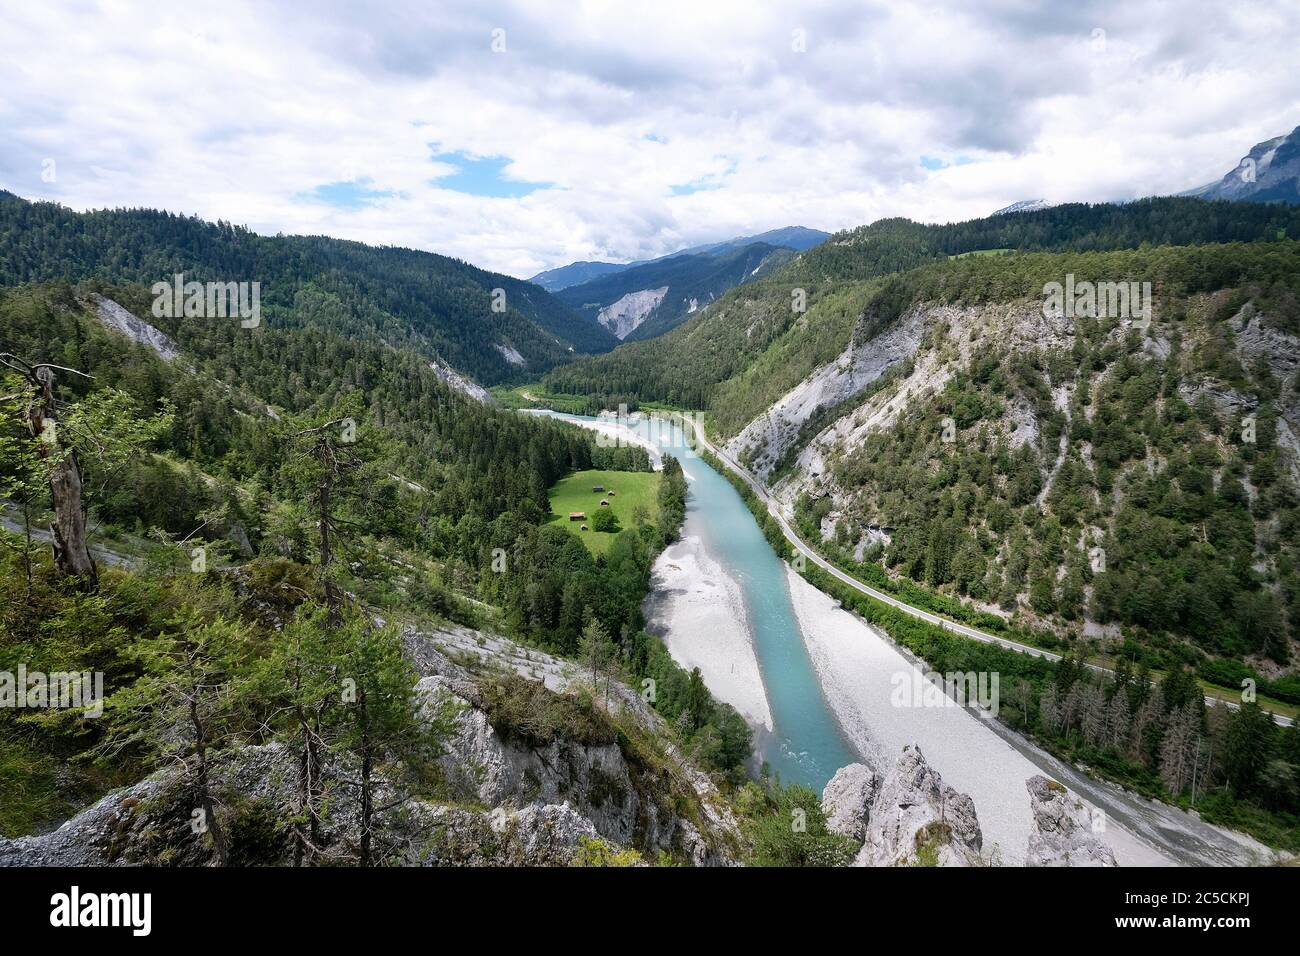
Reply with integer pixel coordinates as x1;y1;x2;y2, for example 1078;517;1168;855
1180;124;1300;205
556;241;796;342
0;191;619;384
528;225;830;292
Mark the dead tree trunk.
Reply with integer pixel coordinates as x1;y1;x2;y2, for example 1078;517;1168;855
187;650;229;866
291;418;357;626
1;355;97;590
358;688;373;867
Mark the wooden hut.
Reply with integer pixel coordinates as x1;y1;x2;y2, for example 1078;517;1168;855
569;511;586;521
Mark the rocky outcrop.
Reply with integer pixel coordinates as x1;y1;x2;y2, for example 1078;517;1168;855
1182;123;1300;204
727;305;926;483
823;746;984;867
753;299;1078;518
91;295;181;361
406;626;741;865
0;741;610;868
414;659;737;866
495;343;526;366
1024;775;1117;867
1;625;739;868
596;287;669;339
0;744;300;867
411;802;603;867
820;763;878;842
429;360;492;404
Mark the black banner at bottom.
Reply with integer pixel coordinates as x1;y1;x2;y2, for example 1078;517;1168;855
0;865;1282;941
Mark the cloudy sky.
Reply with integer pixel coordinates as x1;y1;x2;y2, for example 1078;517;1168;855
2;0;1298;277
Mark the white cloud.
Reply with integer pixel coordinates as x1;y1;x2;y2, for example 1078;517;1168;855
1;0;1297;276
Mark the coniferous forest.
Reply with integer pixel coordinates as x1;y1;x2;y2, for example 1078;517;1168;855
5;1;1300;895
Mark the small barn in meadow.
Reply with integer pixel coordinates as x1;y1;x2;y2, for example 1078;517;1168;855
607;490;616;496
592;485;605;493
569;512;586;521
599;499;610;507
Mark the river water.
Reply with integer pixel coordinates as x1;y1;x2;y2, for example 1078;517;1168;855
527;409;856;785
526;408;1279;866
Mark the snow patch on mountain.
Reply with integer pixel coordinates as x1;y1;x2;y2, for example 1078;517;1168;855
991;199;1055;216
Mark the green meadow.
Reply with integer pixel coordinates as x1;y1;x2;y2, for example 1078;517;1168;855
548;469;660;555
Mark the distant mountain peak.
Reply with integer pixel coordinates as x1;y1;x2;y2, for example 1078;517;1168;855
1182;124;1300;205
527;259;627;293
528;225;829;292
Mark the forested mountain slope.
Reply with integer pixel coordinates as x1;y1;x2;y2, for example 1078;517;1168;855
529;259;629;293
528;225;828;293
543;198;1300;409
555;241;795;342
748;243;1300;676
543;197;1300;699
0;191;617;384
0;281;751;857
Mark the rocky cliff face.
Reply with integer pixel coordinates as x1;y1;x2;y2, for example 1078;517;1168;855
91;294;181;361
429;359;492;404
729;298;1079;501
0;741;615;868
820;763;877;842
726;305;927;483
729;285;1300;655
1024;775;1117;867
0;626;740;867
822;746;985;866
411;627;739;865
596;287;669;339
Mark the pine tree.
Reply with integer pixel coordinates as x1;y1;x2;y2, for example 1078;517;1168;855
1128;692;1162;767
1105;685;1131;752
1223;702;1277;798
1038;683;1061;736
579;615;617;708
685;667;710;732
256;604;343;865
331;613;446;866
98;610;251;865
1159;701;1202;796
1081;681;1107;749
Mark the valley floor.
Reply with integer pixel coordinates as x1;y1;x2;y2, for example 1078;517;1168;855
643;533;773;734
540;409;1290;866
784;564;1279;866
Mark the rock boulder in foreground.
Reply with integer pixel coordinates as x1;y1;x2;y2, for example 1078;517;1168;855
823;745;984;866
1024;775;1117;867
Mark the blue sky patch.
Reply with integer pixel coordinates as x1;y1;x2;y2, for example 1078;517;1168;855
306;179;395;208
670;179;724;195
921;154;976;171
430;151;551;197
